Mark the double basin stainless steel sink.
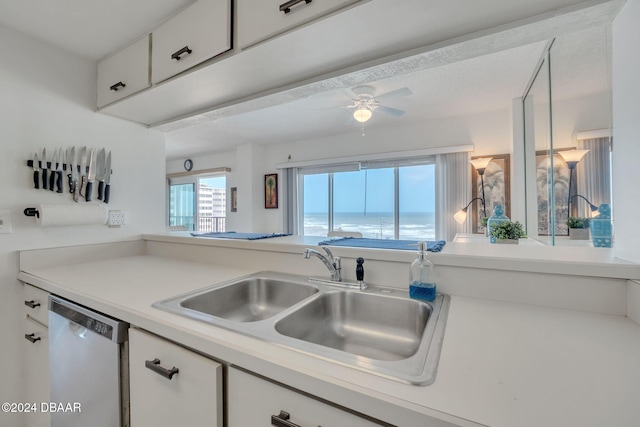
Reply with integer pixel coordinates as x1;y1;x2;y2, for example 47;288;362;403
153;271;450;385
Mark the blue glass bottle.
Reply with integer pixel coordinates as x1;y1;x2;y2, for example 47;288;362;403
409;242;436;301
590;203;613;248
486;205;509;244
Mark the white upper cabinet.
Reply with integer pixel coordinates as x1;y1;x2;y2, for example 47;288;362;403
151;0;232;84
237;0;363;49
97;36;150;108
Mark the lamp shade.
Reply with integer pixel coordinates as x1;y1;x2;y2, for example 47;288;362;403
454;208;468;224
558;149;589;164
353;108;372;123
469;157;493;172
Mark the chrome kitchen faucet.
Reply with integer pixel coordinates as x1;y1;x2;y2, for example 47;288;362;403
303;247;342;282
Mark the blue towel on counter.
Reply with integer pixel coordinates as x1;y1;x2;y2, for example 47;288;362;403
318;237;446;252
191;231;292;240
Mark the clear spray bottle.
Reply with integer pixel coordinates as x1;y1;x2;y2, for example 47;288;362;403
409;241;436;301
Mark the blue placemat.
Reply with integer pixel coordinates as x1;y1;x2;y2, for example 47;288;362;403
318;237;446;252
191;231;291;240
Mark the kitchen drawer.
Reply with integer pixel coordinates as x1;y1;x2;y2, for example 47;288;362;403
237;0;364;49
228;367;388;426
23;284;49;326
97;35;151;108
151;0;232;84
23;318;50;427
129;328;223;427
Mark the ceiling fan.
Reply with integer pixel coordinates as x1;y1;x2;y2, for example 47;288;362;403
341;85;412;123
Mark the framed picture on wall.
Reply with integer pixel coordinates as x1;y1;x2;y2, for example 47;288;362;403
264;174;278;209
471;154;511;234
230;187;237;212
535;148;573;236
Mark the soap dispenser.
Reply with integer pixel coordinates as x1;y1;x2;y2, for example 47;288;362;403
409;242;436;301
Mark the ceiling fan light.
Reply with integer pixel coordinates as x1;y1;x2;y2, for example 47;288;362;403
353;108;372;123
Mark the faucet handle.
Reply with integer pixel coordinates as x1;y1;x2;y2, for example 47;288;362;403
320;246;335;261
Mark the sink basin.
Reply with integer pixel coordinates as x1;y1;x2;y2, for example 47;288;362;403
154;271;449;385
275;291;430;361
156;273;318;322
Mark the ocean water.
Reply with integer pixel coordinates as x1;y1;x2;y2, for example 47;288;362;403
304;212;436;240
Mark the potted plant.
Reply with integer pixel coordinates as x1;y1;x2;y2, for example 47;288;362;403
567;216;590;240
489;221;527;244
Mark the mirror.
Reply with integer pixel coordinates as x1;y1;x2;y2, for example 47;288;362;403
523;25;613;246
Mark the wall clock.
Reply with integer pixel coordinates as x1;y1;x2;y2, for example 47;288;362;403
184;159;193;171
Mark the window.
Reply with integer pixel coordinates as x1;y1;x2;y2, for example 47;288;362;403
298;158;436;240
168;174;227;232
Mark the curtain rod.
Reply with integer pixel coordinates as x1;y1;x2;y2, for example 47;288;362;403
166;167;231;179
275;144;474;169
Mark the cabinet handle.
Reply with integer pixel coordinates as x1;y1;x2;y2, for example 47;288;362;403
279;0;312;14
109;81;126;91
145;358;179;380
25;333;41;344
271;410;302;427
171;46;193;61
24;300;41;309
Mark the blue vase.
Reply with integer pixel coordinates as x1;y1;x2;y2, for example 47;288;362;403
590;204;613;248
487;205;509;244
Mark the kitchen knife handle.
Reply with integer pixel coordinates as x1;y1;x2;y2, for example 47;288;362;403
85;181;93;202
49;169;56;191
98;181;105;201
33;170;40;189
79;176;86;200
56;171;63;193
72;181;80;202
42;169;48;190
104;184;111;204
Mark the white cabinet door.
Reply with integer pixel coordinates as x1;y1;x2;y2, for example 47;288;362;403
23;318;50;427
237;0;363;49
228;367;387;426
151;0;231;84
97;36;150;108
129;328;223;427
23;284;49;326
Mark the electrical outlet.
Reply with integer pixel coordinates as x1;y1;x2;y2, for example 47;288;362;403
0;210;12;234
107;210;127;227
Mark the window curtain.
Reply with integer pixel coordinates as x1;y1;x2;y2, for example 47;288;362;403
281;167;298;234
576;137;612;217
436;152;471;241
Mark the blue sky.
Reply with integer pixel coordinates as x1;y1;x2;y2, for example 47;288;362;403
304;165;435;213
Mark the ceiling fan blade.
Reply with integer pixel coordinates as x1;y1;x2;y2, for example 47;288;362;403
376;87;412;100
341;87;358;100
376;105;405;117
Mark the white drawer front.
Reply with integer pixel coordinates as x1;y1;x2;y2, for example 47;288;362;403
151;0;231;84
129;328;223;427
23;284;49;326
237;0;363;49
97;35;150;108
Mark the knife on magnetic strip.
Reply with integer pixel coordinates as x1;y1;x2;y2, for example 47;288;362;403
103;151;112;204
85;148;96;202
77;146;87;202
96;149;106;200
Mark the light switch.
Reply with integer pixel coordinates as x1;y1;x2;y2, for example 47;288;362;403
0;210;12;234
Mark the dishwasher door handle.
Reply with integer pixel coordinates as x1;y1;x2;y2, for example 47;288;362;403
145;358;179;380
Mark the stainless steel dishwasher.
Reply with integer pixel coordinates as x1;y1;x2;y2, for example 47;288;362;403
48;295;130;427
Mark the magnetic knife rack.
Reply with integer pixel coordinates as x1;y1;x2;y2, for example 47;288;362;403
25;159;112;174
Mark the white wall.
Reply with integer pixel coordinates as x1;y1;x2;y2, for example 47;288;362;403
0;24;166;417
612;0;640;263
175;107;514;233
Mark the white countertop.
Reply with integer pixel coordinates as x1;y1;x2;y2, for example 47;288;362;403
18;251;640;427
145;232;640;280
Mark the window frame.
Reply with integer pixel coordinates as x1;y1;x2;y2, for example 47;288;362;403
296;157;437;240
